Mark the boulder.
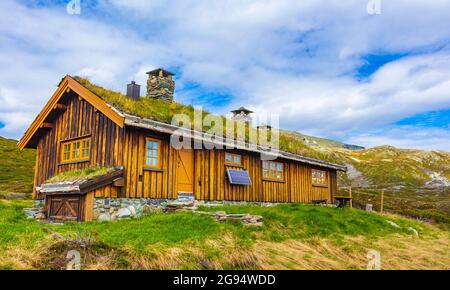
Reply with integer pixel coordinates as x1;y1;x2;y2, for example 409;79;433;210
128;205;136;216
118;208;131;218
111;212;119;221
98;213;111;221
387;220;401;228
35;213;46;220
93;209;101;220
142;204;162;214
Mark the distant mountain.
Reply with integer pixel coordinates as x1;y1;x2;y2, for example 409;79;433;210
281;130;365;150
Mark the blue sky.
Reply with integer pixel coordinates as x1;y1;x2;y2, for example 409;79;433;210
0;0;449;150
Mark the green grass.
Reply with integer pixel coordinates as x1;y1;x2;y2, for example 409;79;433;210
61;213;224;249
0;200;428;251
47;167;115;183
198;203;428;241
0;199;447;270
0;137;35;194
0;200;46;247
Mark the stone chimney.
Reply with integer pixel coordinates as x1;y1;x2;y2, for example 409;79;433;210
231;106;253;123
146;68;175;102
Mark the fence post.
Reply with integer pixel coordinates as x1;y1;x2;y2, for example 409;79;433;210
380;189;384;214
349;186;353;209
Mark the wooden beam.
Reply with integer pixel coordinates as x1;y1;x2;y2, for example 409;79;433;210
53;104;67;111
40;122;54;129
112;177;125;187
79;169;124;194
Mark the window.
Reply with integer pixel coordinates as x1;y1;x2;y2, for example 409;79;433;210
60;137;91;163
81;139;90;158
312;169;328;187
145;137;161;168
262;160;284;181
225;152;242;166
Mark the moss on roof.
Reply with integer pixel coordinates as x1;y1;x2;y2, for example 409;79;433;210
74;76;202;124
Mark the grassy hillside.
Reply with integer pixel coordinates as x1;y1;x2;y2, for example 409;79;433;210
1;200;448;270
0;137;35;197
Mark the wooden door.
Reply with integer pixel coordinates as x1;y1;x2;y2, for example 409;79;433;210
47;195;82;221
176;149;194;194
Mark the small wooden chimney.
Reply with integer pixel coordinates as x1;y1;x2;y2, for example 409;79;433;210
126;81;141;100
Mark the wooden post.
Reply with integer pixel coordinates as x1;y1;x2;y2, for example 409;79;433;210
349;186;353;209
380;189;384;214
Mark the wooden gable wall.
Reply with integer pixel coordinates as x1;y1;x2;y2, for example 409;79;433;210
34;93;124;198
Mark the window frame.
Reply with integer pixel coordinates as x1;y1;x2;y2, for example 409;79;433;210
144;137;161;169
312;169;328;187
262;160;284;181
225;152;243;166
60;137;91;164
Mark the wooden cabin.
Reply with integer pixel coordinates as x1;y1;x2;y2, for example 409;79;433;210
18;70;346;221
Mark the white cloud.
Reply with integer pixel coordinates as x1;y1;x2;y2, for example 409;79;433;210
0;0;449;151
346;126;450;151
0;0;169;136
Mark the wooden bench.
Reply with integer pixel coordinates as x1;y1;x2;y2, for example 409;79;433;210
334;196;353;208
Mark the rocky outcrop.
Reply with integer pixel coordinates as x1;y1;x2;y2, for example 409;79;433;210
23;200;46;220
345;163;370;188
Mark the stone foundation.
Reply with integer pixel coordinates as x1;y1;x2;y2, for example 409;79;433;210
92;198;279;221
24;197;281;222
93;198;171;221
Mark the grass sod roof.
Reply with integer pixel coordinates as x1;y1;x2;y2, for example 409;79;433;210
46;167;115;183
73;76;344;167
40;167;124;194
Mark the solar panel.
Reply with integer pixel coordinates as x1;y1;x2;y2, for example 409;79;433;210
227;169;252;185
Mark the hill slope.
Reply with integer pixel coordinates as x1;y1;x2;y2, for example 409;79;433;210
0;137;35;197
